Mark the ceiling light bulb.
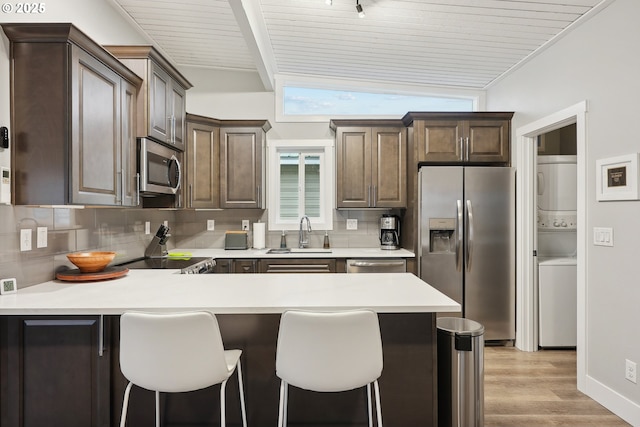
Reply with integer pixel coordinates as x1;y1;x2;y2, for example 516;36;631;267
356;3;365;18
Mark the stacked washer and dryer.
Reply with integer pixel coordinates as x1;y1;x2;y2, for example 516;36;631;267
537;155;577;347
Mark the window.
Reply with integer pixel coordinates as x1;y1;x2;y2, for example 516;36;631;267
268;140;334;231
275;74;482;122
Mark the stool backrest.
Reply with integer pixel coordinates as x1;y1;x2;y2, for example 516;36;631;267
120;311;229;393
276;310;383;392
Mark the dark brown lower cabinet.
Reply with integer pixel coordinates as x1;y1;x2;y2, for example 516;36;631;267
0;316;111;427
2;313;436;427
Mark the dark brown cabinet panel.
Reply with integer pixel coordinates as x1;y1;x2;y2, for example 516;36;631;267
185;114;220;209
0;316;111;427
402;112;513;164
105;45;192;151
219;121;271;209
333;121;406;208
233;259;259;273
4;23;142;206
259;258;337;273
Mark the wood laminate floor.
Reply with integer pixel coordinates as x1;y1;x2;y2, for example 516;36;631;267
484;346;631;426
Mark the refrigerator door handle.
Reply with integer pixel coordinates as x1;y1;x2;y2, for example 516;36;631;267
456;199;463;272
466;199;474;271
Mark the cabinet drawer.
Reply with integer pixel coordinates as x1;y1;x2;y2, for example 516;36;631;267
260;259;336;273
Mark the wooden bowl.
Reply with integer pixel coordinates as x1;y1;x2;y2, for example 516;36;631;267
66;251;116;273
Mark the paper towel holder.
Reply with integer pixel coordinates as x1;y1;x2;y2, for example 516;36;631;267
253;221;266;249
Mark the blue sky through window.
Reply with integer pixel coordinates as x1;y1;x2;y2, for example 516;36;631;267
283;86;474;116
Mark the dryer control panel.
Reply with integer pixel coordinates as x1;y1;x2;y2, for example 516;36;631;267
538;210;577;230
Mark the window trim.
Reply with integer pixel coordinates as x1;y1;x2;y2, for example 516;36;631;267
275;73;485;123
267;139;334;232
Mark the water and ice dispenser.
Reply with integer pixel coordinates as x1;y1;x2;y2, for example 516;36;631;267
429;218;456;253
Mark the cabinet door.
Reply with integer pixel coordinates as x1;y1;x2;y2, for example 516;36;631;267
186;121;219;208
148;62;170;143
419;120;463;162
372;127;407;208
121;79;139;207
259;258;336;273
171;83;187;151
466;120;510;163
0;316;111;427
214;259;233;273
220;127;264;208
71;47;121;205
336;127;372;208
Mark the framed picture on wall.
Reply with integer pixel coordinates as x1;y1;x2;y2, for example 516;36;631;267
596;153;640;201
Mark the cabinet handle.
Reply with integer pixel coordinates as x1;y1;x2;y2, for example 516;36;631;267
459;137;464;161
368;185;371;207
136;173;140;206
121;169;126;204
98;315;104;357
373;185;377;207
172;115;176;143
166;116;172;143
116;170;123;204
189;184;193;207
465;137;470;161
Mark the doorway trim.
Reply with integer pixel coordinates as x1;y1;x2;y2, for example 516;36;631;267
515;101;587;389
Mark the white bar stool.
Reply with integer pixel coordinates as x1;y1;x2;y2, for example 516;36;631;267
275;309;384;427
118;311;247;427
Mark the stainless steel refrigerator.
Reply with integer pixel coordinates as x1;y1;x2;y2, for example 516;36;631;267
419;166;515;341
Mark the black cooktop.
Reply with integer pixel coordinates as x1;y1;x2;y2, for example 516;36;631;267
119;257;212;270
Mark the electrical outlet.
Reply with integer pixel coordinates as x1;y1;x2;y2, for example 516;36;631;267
36;226;47;248
626;359;637;384
242;220;249;230
145;221;151;235
20;229;32;251
346;219;358;230
207;220;215;231
163;220;169;228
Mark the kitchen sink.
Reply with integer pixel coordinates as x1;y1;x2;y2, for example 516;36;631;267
266;248;332;254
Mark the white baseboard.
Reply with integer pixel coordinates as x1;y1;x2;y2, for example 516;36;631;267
584;375;640;426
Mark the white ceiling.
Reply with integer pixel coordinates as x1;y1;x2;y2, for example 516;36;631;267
111;0;608;91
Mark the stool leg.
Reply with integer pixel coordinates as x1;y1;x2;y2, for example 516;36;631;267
366;383;373;427
374;380;383;427
155;391;160;427
220;378;228;427
278;380;289;427
119;382;133;427
236;359;248;427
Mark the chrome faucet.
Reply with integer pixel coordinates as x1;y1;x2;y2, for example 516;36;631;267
299;215;312;248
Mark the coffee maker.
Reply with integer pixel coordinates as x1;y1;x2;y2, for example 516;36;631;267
380;214;400;250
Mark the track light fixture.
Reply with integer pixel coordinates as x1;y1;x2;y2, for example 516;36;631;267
356;0;365;18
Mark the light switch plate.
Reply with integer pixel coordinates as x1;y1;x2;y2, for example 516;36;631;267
593;227;613;247
346;219;358;230
145;221;151;235
207;220;215;231
36;226;47;248
20;229;32;251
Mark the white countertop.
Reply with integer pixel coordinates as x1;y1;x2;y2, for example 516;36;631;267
0;271;459;316
178;247;415;259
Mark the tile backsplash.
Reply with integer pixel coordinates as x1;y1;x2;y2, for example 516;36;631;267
0;204;399;289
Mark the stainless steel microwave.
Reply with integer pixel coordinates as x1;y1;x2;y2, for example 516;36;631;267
138;138;182;195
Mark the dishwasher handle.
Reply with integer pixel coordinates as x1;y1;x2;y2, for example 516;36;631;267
346;259;407;273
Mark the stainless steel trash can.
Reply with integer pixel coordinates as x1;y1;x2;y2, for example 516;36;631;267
437;317;484;427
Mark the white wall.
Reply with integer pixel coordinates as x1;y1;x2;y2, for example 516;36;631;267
487;0;640;423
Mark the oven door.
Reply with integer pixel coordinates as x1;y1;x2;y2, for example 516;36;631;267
139;138;181;195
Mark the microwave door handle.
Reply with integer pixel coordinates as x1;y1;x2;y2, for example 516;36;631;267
171;155;182;193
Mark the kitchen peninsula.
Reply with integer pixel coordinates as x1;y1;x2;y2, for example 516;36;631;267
0;271;459;427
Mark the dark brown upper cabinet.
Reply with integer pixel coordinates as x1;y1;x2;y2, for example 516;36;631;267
185;114;221;209
105;45;192;151
219;120;271;209
332;120;407;209
3;23;142;206
402;112;513;165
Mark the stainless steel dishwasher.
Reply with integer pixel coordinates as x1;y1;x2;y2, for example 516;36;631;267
346;259;407;273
